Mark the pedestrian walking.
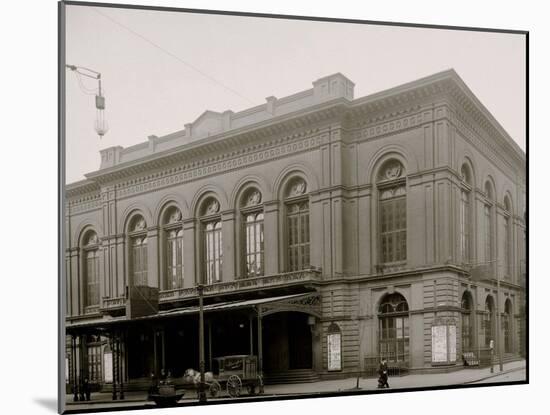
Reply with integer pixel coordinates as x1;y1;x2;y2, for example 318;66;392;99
378;358;390;388
82;377;91;401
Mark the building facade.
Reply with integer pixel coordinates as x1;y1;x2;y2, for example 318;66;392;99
64;70;526;396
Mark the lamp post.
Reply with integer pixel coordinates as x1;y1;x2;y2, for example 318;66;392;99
65;64;109;138
197;284;207;403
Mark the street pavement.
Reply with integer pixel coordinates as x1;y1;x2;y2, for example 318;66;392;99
64;360;526;412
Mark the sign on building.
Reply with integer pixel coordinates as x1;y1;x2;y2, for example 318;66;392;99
104;351;113;383
327;322;342;371
431;317;457;365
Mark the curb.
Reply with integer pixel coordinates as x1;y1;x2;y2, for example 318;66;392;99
65;365;526;406
462;365;525;384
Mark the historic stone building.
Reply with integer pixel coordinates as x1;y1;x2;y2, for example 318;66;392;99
64;69;526;395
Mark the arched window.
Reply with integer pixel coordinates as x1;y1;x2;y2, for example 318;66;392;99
163;207;184;289
484;296;495;347
201;198;222;284
484;182;495;274
377;160;407;264
460;164;473;264
83;231;100;307
504;299;513;353
504;196;512;280
285;178;310;271
241;189;264;278
378;293;409;363
129;215;148;286
461;292;474;352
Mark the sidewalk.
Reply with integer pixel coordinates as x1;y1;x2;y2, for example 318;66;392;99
65;360;526;410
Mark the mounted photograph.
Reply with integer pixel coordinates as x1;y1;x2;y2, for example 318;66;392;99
59;1;527;413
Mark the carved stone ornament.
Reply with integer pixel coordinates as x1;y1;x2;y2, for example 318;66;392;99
134;218;146;231
205;199;220;215
244;190;262;207
382;161;402;180
168;209;182;223
287;179;307;197
87;233;98;245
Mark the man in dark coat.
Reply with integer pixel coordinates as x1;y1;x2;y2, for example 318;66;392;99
378;359;390;388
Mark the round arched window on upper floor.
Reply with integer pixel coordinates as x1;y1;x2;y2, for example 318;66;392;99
200;197;222;284
128;215;148;286
240;188;264;278
460;164;473;264
284;177;310;272
82;230;100;307
162;206;184;290
377;160;407;265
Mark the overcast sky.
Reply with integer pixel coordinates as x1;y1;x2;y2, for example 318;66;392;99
65;4;526;184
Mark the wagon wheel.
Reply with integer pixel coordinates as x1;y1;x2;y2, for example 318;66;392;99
209;380;221;398
257;374;264;394
226;375;242;398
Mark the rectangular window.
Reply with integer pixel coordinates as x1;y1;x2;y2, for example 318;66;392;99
85;250;100;307
166;230;184;289
287;202;310;271
484;205;493;273
205;221;222;284
131;237;148;286
504;217;511;279
380;192;406;264
244;213;264;277
460;190;470;263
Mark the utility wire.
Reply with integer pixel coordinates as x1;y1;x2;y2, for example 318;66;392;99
92;7;257;106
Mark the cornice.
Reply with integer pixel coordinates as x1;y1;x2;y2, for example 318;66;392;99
112;128;328;201
83;101;348;185
66;70;525;199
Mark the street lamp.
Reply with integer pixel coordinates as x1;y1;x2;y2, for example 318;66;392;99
197;284;207;403
65;64;109;138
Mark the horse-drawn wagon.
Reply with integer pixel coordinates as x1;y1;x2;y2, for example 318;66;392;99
183;354;264;399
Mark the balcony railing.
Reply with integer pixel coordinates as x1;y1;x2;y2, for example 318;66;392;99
159;269;321;303
100;296;126;314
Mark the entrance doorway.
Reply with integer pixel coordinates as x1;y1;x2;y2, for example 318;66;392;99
263;312;312;372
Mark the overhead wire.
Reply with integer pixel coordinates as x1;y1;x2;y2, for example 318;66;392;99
92;7;257;107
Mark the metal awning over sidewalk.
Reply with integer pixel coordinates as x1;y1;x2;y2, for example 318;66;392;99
66;292;320;331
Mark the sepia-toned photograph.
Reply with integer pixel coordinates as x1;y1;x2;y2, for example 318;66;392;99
59;1;527;413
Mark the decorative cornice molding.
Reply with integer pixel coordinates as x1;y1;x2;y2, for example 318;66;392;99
113;130;325;201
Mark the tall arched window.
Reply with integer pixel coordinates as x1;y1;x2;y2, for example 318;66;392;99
461;292;474;352
378;293;409;363
201;198;222;284
241;189;264;278
504;299;513;353
377;160;407;264
504;196;513;280
460;164;473;264
484;296;495;347
163;207;184;289
285;178;310;271
484;182;495;274
83;231;100;307
129;215;148;286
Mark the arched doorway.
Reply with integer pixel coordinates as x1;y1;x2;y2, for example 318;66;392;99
378;293;409;363
461;291;474;353
484;296;495;347
262;312;313;372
